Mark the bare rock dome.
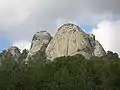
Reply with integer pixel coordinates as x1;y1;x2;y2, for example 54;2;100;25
45;23;106;60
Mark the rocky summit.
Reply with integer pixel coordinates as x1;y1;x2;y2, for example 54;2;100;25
45;23;106;60
24;23;106;61
7;46;21;61
26;31;52;61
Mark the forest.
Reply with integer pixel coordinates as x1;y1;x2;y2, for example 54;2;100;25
0;50;120;90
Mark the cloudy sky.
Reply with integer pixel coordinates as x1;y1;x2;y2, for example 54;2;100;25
0;0;120;55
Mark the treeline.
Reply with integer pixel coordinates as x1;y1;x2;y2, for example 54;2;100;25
0;50;120;90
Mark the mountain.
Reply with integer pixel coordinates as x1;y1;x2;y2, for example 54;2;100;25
0;23;106;62
45;23;106;60
0;24;120;90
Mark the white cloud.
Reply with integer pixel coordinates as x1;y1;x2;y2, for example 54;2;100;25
12;40;31;51
92;20;120;55
0;0;120;28
0;0;120;53
0;0;41;26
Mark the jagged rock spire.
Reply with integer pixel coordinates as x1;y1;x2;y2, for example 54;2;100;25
7;46;21;61
25;31;52;61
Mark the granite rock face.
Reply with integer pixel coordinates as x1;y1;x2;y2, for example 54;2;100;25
93;40;106;57
45;23;106;60
26;31;52;61
7;46;21;61
0;46;21;65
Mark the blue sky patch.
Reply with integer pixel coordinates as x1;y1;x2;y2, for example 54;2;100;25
80;25;94;33
0;36;12;52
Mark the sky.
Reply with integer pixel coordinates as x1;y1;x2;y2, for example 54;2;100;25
0;0;120;55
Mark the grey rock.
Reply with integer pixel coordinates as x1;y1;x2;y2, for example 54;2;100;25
88;34;96;55
26;31;52;61
93;40;106;57
45;23;106;60
46;23;92;60
7;46;21;61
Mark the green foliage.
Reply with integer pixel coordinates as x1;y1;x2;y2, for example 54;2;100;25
0;51;120;90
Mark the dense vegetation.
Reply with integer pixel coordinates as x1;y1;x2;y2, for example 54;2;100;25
0;50;120;90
